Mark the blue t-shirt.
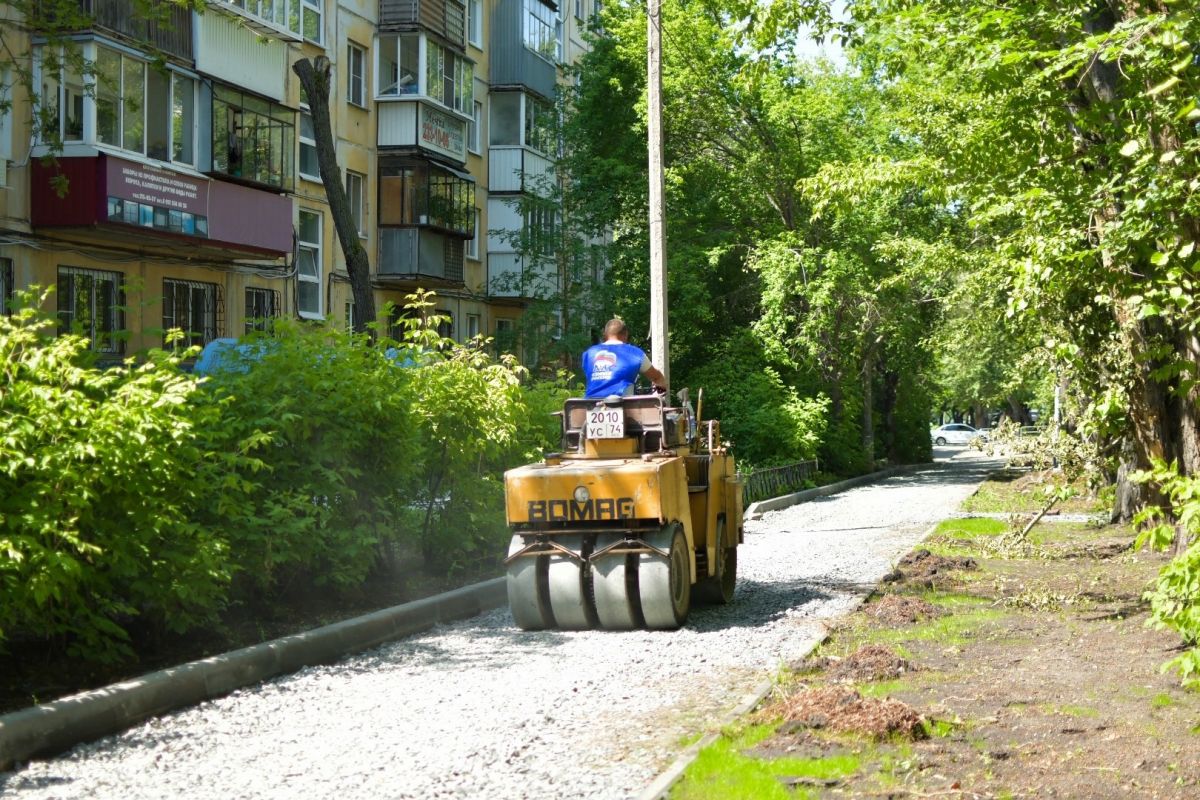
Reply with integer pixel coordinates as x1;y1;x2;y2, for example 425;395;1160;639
582;342;650;398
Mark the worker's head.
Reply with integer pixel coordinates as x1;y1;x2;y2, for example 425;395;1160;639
603;318;629;342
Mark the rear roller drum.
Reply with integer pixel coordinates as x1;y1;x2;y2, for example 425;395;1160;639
507;535;552;630
694;516;737;605
547;534;597;630
639;523;691;630
590;533;640;630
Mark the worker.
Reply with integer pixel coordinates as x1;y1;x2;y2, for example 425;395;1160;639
582;318;668;398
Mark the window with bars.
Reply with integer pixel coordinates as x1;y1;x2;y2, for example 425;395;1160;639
58;266;125;354
163;278;222;348
245;286;280;333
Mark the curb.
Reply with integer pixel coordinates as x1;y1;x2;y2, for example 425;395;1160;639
637;521;941;800
745;463;926;520
0;577;507;771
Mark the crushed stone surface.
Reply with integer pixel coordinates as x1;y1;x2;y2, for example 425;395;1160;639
0;454;997;800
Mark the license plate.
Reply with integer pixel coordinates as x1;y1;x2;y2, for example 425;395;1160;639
586;407;625;439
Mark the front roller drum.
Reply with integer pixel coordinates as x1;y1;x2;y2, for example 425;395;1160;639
590;532;641;630
507;534;552;630
547;534;597;630
639;523;691;630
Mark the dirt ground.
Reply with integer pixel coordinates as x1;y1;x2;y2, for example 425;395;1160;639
747;517;1200;799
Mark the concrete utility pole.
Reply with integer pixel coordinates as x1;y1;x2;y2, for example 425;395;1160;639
647;0;669;394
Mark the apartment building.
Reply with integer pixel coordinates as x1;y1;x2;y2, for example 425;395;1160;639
0;0;600;358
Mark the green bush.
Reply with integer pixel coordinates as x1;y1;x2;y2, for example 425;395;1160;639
0;294;228;661
1133;459;1200;687
194;316;425;599
687;335;828;469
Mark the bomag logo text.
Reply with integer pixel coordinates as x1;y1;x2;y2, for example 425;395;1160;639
527;497;635;522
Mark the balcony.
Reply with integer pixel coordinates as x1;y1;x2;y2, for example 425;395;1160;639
31;154;293;258
487;253;558;299
380;0;466;48
64;0;193;62
488;0;556;100
488;147;555;194
378;228;465;285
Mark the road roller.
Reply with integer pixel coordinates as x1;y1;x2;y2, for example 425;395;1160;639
503;391;743;630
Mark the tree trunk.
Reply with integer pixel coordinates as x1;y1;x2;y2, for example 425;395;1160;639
972;402;987;430
881;368;899;461
1110;439;1145;524
292;57;376;333
861;351;874;468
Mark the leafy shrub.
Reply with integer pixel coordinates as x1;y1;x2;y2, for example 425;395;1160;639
1132;459;1200;687
194;316;424;599
0;294;228;661
687;335;828;469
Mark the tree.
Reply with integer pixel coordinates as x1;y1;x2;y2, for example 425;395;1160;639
292;57;376;333
849;0;1199;526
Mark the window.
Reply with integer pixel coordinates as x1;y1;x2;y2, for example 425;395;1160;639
468;0;482;47
0;258;13;315
524;0;557;61
466;313;480;340
345;300;357;331
107;196;208;237
346;170;366;235
469;99;482;153
524;94;555;154
245;286;280;333
226;0;290;30
347;42;366;107
489;92;520;146
0;65;13;161
436;309;454;339
288;0;323;43
425;41;474;114
379;161;475;236
377;34;419;96
297;209;322;318
211;85;296;190
298;107;318;181
525;204;556;257
494;317;515;353
466;208;480;259
575;0;584;20
163;278;221;348
57;266;124;354
38;45;195;165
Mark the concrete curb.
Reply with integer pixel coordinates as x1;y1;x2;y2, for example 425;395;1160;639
637;521;941;800
745;463;926;520
0;577;507;771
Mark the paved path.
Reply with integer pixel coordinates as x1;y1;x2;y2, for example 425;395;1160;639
0;453;999;800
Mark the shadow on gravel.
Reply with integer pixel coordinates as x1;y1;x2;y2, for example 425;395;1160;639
688;578;837;632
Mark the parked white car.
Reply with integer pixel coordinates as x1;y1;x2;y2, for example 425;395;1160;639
931;423;988;446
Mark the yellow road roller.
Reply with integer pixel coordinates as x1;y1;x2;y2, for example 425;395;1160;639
503;392;743;630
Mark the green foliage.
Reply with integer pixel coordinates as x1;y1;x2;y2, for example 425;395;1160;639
0;292;228;662
689;333;827;468
0;289;563;662
194;314;424;597
1133;459;1200;687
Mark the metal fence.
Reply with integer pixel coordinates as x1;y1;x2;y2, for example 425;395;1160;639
740;459;820;508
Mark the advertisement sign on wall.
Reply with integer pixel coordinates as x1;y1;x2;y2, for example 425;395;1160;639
419;104;467;162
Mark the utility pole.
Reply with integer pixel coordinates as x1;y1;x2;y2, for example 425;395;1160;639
647;0;669;394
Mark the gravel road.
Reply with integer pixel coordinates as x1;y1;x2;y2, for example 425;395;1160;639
0;453;998;800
